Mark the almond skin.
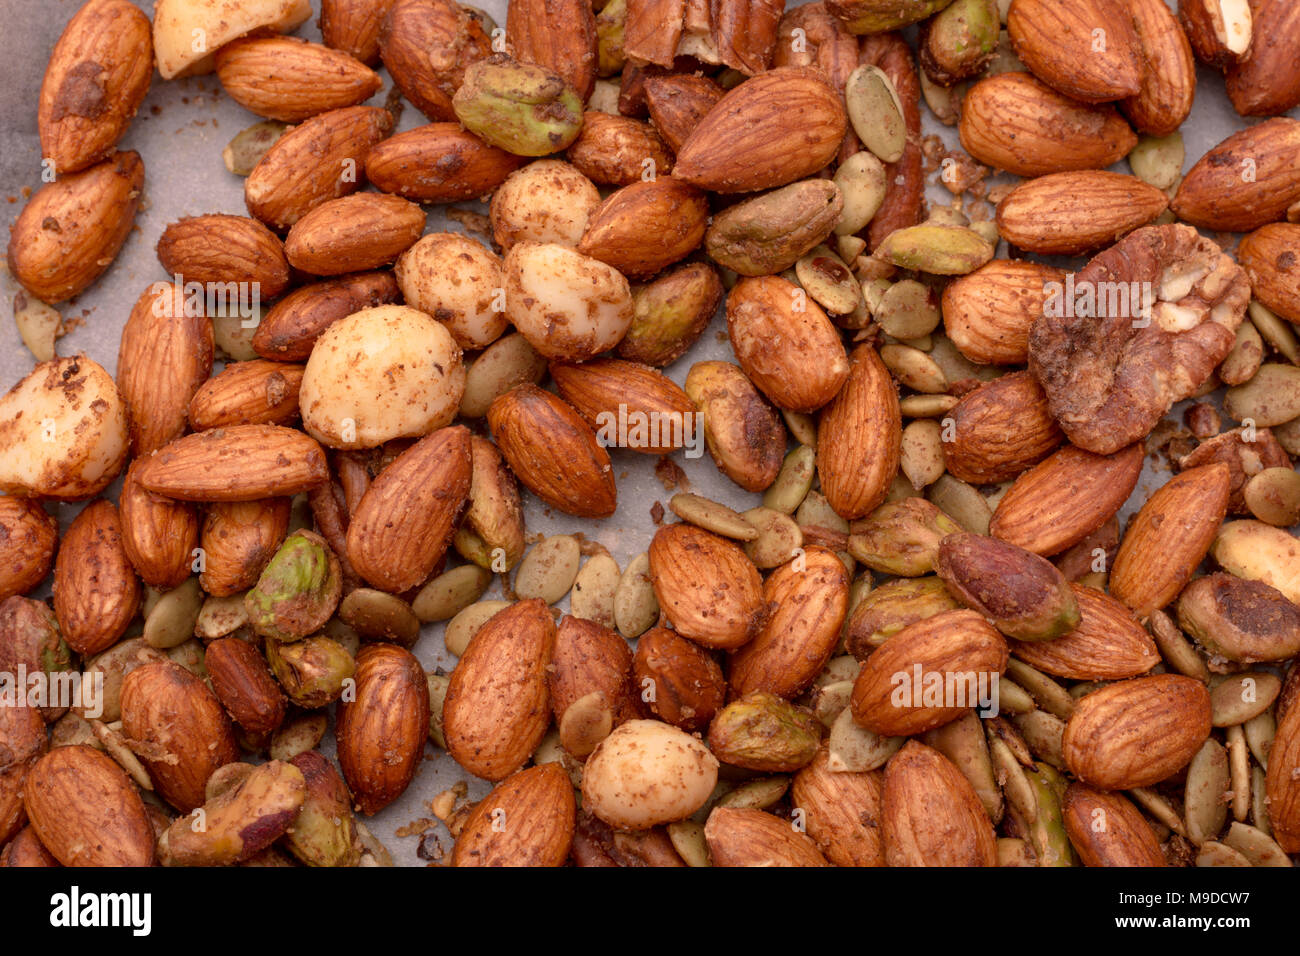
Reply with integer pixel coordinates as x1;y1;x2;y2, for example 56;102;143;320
673;67;847;193
851;609;1008;736
205;636;288;736
648;523;765;651
121;660;241;812
189;360;305;431
726;276;851;414
1007;0;1142;102
549;615;640;728
942;260;1066;366
364;122;526;202
37;0;153;175
346;425;471;593
882;740;997;867
215;36;382;122
135;425;329;502
118;460;200;590
729;547;848;700
943;371;1063;485
990;442;1144;556
577;179;708;280
379;0;491;121
23;745;153;867
284;193;425;275
251;271;400;361
1237;223;1300;323
643;74;725;154
199;498;292;596
704;807;830;867
0;497;57;601
245;105;394;230
0;702;46;846
1062;783;1166;866
551;358;697;456
791;746;885;867
1266;693;1300;852
487;385;617;519
1008;585;1161;681
156;214;291;297
1226;0;1300;117
959;72;1137;177
51;499;140;656
336;643;430;814
567;112;674;187
631;625;726;732
1109;463;1230;618
116;281;215;457
996;171;1169;256
452;763;577;867
1171;118;1300;232
6;150;144;305
1121;0;1197;135
1062;674;1212;790
443;598;557;781
817;344;902;520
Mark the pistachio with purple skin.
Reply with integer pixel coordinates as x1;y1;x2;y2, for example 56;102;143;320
848;498;962;576
284;750;361;867
265;635;356;709
707;692;821;772
245;530;342;643
452;55;584;157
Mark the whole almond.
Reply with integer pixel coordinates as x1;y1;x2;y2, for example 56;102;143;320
729;547;848;700
118;460;200;590
959;72;1137;177
121;660;240;812
0;597;74;723
0;826;59;867
549;615;639;728
1265;695;1300;852
882;740;997;867
704;807;830;867
673;68;847;194
205;636;288;736
487;385;617;519
631;625;726;732
1062;674;1211;789
551;358;697;456
135;425;329;502
1180;0;1253;69
1062;783;1166;866
942;260;1066;366
336;643;430;814
200;497;292;596
990;443;1144;556
943;371;1063;485
379;0;491;121
817;345;901;520
508;0;597;99
648;523;765;651
251;271;400;361
1008;585;1161;681
284;193;425;275
364;122;526;202
346;425;471;593
567;112;673;186
321;0;397;63
443;598;557;781
0;701;46;846
1238;223;1300;323
245;106;393;230
851;609;1007;736
1109;463;1230;618
452;763;577;867
996;171;1168;256
23;745;153;867
189;360;305;431
37;0;152;175
215;36;382;122
643;74;725;154
0;497;57;601
684;361;785;493
52;499;139;655
1172;118;1300;232
1225;0;1300;117
1121;0;1197;135
791;746;885;867
1007;0;1142;103
6;150;144;304
577;179;708;280
156;214;290;297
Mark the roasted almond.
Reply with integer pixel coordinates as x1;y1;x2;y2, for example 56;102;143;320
631;625;726;732
882;740;997;867
379;0;491;121
1238;223;1300;323
156;214;291;297
790;746;885;867
320;0;396;64
943;370;1063;485
648;523;765;651
549;615;639;729
199;498;292;597
1171;118;1300;232
118;460;201;590
1062;783;1166;866
567;112;673;186
284;193;425;275
704;807;829;867
0;686;46;845
1180;0;1253;69
684;361;785;493
1008;585;1161;681
0;497;57;601
941;260;1066;366
643;73;725;154
251;271;400;361
816;345;901;519
1061;674;1211;789
135;425;329;502
364;122;526;202
51;499;139;656
996;171;1168;256
508;0;597;99
215;36;382;122
576;179;708;280
1265;695;1300;852
205;636;288;736
443;598;557;781
1225;0;1300;117
551;358;697;456
1121;0;1197;136
1007;0;1142;103
189;360;305;431
452;763;577;867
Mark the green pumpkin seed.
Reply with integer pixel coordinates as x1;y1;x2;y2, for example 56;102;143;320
997;678;1036;715
811;680;855;728
194;593;250;640
1006;659;1075;720
1185;739;1230;843
1219;320;1264;386
796;246;863;315
427;672;451;748
741;507;804;569
223;120;289;176
781;408;818;448
413;564;494;622
339;588;421;646
558;690;614;758
1272;416;1300;458
900;394;958;419
666;820;711;867
875;279;941;340
669;493;759;540
880;343;947;393
1196;841;1251;867
91;719;153;791
1252;765;1272;835
13;292;62;362
996;837;1034;867
924;710;1001;821
927;474;991;534
837;234;867;263
445;600;511;657
1011;710;1065;769
1243;467;1300;527
269;712;328;762
167;639;207;678
570;553;620;629
762;446;816;514
460;332;547;418
1148;609;1211;682
515;535;581;605
1224;363;1300;427
833;151;888;235
1127;786;1187;837
716;776;789;811
614;552;658;638
827;706;904;772
1128;132;1184;191
1211;671;1281;726
985;716;1034;767
900;420;945;490
1226;724;1250;823
1243;710;1275;769
144;578;204;649
1223;821;1292;867
845;65;906;164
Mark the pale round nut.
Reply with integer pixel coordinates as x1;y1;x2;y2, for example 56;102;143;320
581;719;719;829
299;305;465;448
503;242;634;362
490;159;601;252
395;233;508;350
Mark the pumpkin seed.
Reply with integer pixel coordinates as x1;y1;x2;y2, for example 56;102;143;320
925;711;1001;821
815;654;862;689
514;535;581;605
969;220;1000;247
445;600;511;657
1220;320;1264;386
833;151;888;236
781;408;818;448
570;553;620;628
51;711;97;749
1248;300;1300;364
796;245;863;315
1011;710;1065;769
717;776;790;811
762;446;816;514
194;592;250;640
167;639;206;678
1185;738;1230;844
1147;609;1211;682
223;120;289;176
875;278;941;340
827;706;904;772
927;206;968;228
460;332;547;418
1210;671;1281;727
880;343;947;393
12;291;62;361
1273;417;1300;458
861;277;892;317
144;577;204;649
899;393;959;419
1226;724;1250;822
427;672;451;749
614;552;658;638
90;719;153;790
338;588;421;646
269;712;328;762
1252;765;1271;835
1127;786;1186;837
412;564;493;622
997;678;1035;715
1195;841;1251;867
355;821;394;868
1223;821;1292;867
324;617;361;658
1128;132;1184;191
1224;363;1300;427
1006;659;1074;719
1243;467;1300;527
837;234;867;263
985;716;1034;767
796;490;851;541
845;65;906;164
666;820;711;867
811;680;855;728
558;690;614;758
741;507;803;569
924;474;990;535
900;420;945;490
668;493;758;540
1243;710;1275;769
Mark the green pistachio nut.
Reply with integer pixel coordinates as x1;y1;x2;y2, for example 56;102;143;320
1176;572;1300;664
619;262;724;367
706;692;821;773
829;0;955;35
266;635;356;709
847;498;962;576
452;55;584;157
873;224;995;275
705;180;844;277
595;0;627;76
284;751;362;867
844;576;962;659
919;0;999;85
245;530;343;643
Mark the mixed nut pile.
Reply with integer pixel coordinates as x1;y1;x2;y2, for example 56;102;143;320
2;0;1300;868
